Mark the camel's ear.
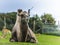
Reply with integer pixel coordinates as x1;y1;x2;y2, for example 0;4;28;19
18;9;22;13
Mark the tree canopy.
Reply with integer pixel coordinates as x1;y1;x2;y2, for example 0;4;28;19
41;13;55;25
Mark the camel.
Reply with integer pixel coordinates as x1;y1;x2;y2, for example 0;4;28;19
10;9;38;43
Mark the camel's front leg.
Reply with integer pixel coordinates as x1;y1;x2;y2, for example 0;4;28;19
25;27;38;43
10;29;18;42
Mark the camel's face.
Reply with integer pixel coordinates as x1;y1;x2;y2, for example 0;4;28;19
21;11;29;24
18;9;29;24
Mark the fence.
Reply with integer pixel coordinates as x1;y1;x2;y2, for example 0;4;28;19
42;25;60;35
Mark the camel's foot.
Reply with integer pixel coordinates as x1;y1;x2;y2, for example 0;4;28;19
9;37;18;42
10;39;15;42
30;39;38;43
10;38;15;42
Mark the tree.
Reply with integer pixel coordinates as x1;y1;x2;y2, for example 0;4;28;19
29;14;43;33
0;12;16;30
41;13;55;25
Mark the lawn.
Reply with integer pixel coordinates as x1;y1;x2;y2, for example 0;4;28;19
0;31;60;45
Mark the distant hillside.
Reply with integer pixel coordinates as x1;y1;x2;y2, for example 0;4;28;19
0;12;17;30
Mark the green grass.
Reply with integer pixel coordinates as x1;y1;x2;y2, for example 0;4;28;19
0;31;60;45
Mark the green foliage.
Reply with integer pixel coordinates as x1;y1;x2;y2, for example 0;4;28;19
0;12;56;34
0;12;17;30
29;14;43;33
41;13;55;25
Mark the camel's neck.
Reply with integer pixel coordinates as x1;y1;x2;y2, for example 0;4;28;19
15;14;28;28
15;15;21;24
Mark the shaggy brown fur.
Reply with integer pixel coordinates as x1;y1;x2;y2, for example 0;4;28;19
10;9;38;43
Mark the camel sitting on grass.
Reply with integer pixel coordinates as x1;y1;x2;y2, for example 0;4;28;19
10;9;38;43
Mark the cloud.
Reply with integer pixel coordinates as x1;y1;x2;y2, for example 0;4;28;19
0;0;38;12
0;0;60;24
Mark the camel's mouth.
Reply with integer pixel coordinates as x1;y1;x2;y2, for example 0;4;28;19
21;15;28;25
21;19;27;25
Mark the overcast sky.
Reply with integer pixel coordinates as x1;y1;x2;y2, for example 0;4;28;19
0;0;60;25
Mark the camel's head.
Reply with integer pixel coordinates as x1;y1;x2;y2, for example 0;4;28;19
17;9;29;24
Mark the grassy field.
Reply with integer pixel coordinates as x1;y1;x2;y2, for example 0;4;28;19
0;32;60;45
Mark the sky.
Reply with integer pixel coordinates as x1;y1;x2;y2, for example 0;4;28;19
0;0;60;25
